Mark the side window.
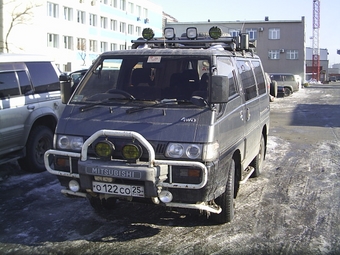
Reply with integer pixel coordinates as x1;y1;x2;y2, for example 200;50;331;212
17;71;32;94
0;72;20;98
236;60;257;101
252;60;266;95
216;57;238;98
25;62;60;93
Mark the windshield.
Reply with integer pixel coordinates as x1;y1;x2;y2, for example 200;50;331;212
71;55;211;104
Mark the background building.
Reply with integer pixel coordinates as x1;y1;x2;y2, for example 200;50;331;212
164;17;314;82
0;0;163;71
305;47;329;82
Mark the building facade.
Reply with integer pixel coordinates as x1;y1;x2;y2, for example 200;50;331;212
0;0;163;71
164;17;308;82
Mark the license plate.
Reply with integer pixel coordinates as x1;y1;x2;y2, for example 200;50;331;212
92;181;144;197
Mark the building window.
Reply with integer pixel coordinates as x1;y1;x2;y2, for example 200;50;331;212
110;19;117;31
136;5;141;18
47;33;59;48
63;6;72;21
100;16;108;29
89;14;97;26
136;26;141;37
100;42;107;52
77;10;86;24
229;29;239;37
128;24;134;35
245;28;257;40
119;44;125;50
120;0;126;11
268;50;280;59
47;2;58;18
143;8;148;18
269;28;280;39
89;40;97;52
110;0;117;7
128;2;134;14
120;22;126;33
63;36;73;50
286;50;299;60
77;38;86;51
110;43;117;51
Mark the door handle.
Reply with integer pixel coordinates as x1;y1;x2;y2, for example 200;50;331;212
246;108;251;121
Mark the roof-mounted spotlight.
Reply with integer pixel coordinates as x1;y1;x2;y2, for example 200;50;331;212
186;27;197;39
164;27;175;40
209;26;222;39
142;28;155;40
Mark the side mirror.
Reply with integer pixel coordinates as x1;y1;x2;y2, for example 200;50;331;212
210;75;229;103
59;73;72;104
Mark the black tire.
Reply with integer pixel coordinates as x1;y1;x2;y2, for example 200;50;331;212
270;81;278;97
212;159;236;224
284;87;292;97
250;134;265;178
18;125;53;173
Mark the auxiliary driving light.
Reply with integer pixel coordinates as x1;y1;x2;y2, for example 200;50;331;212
94;140;114;158
209;26;222;39
164;27;175;39
159;190;173;203
186;27;197;39
142;28;155;40
122;144;142;160
69;180;80;192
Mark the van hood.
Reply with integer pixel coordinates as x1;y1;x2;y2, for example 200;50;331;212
57;104;214;143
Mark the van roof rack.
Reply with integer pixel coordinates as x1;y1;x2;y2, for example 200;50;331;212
131;26;256;52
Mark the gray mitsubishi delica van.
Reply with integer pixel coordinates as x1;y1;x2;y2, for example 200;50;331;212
45;26;270;223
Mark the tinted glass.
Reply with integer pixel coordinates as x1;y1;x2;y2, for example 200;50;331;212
25;62;59;93
237;60;257;101
0;71;20;98
17;71;32;94
252;61;266;95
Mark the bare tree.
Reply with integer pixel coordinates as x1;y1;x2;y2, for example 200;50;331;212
2;1;39;52
77;38;87;66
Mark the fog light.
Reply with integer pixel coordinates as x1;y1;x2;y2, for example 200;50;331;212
94;140;114;158
69;180;80;192
159;190;173;203
122;144;142;160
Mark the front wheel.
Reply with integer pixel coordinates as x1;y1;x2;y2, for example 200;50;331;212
212;159;236;224
18;125;53;173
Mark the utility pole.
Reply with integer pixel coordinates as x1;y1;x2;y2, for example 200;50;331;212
312;0;320;81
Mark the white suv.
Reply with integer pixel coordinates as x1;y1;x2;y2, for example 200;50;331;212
0;54;64;172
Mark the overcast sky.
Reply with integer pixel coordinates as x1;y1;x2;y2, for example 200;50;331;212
149;0;340;66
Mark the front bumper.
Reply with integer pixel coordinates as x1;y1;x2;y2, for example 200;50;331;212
44;130;221;214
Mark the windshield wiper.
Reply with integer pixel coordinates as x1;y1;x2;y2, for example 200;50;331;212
80;98;129;112
126;99;178;114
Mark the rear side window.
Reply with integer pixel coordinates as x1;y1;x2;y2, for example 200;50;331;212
285;75;295;81
25;62;59;93
252;60;266;95
0;71;20;98
237;60;257;101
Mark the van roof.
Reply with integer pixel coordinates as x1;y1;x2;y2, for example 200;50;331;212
0;53;54;63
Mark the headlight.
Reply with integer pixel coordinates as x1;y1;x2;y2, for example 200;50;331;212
57;135;84;151
166;143;202;159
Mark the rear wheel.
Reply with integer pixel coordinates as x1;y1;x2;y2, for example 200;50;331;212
284;87;292;97
212;159;236;224
250;134;265;178
18;125;53;173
